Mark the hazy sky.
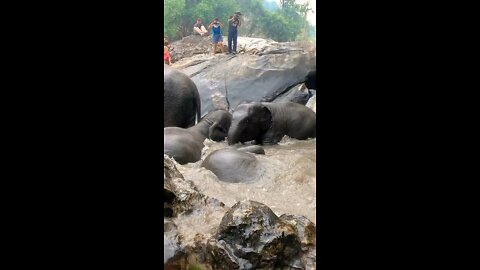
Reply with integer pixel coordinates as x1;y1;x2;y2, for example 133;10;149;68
268;0;316;26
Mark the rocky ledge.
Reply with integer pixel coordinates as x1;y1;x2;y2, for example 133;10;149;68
169;36;316;115
164;155;316;269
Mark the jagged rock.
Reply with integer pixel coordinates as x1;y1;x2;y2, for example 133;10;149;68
279;214;317;269
214;200;314;269
164;155;225;217
164;219;181;264
170;37;316;115
164;155;229;268
170;35;229;63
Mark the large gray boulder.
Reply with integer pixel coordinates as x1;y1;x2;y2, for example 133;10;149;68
171;37;316;115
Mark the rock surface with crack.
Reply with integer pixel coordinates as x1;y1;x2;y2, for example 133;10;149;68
170;36;316;115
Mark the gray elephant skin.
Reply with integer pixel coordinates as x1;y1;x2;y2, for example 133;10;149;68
201;148;263;183
228;102;316;145
236;145;265;155
164;64;201;128
164;110;232;164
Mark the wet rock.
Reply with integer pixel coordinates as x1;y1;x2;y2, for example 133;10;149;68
164;155;229;268
305;95;316;113
273;83;313;105
171;37;316;115
215;200;309;269
164;155;225;217
164;219;181;264
280;214;317;269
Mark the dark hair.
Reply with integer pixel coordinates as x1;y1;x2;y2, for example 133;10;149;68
214;17;219;21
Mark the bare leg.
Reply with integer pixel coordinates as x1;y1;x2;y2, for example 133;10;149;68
219;42;224;53
194;27;205;35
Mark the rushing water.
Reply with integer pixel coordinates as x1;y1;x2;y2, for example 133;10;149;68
177;136;317;224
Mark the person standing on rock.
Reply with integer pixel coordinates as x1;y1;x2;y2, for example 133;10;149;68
164;38;172;65
227;12;242;55
193;18;208;36
208;18;225;55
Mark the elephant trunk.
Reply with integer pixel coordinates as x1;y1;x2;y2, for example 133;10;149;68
208;121;218;140
227;123;241;145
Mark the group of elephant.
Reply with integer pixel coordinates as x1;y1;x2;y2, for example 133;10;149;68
164;64;316;183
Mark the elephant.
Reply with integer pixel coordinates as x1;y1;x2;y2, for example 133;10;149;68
304;70;316;90
164;110;232;164
227;101;316;145
201;148;264;183
164;64;201;128
236;145;265;155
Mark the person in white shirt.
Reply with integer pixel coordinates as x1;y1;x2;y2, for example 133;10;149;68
193;18;208;36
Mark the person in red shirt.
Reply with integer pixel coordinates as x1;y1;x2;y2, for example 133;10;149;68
164;37;172;65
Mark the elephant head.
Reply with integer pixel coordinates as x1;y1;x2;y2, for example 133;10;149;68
199;110;232;142
227;102;272;145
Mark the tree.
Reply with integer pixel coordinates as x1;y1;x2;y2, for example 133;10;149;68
296;2;314;40
177;0;238;40
262;11;296;42
237;0;268;37
163;0;315;42
164;0;185;40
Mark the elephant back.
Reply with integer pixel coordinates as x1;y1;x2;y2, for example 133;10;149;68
164;66;201;128
201;149;263;183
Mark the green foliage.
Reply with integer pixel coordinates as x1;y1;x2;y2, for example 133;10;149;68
237;0;268;37
189;0;238;27
308;24;316;40
262;0;279;11
188;265;202;270
261;10;302;42
164;0;315;42
164;0;185;40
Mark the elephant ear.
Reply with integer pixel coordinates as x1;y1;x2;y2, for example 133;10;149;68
257;105;272;130
208;121;228;141
208;121;219;139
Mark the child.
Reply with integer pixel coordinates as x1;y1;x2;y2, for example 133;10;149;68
164;39;172;65
208;18;225;55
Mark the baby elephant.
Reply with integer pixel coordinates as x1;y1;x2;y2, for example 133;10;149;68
201;148;264;183
164;110;232;164
236;145;265;155
227;102;316;145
